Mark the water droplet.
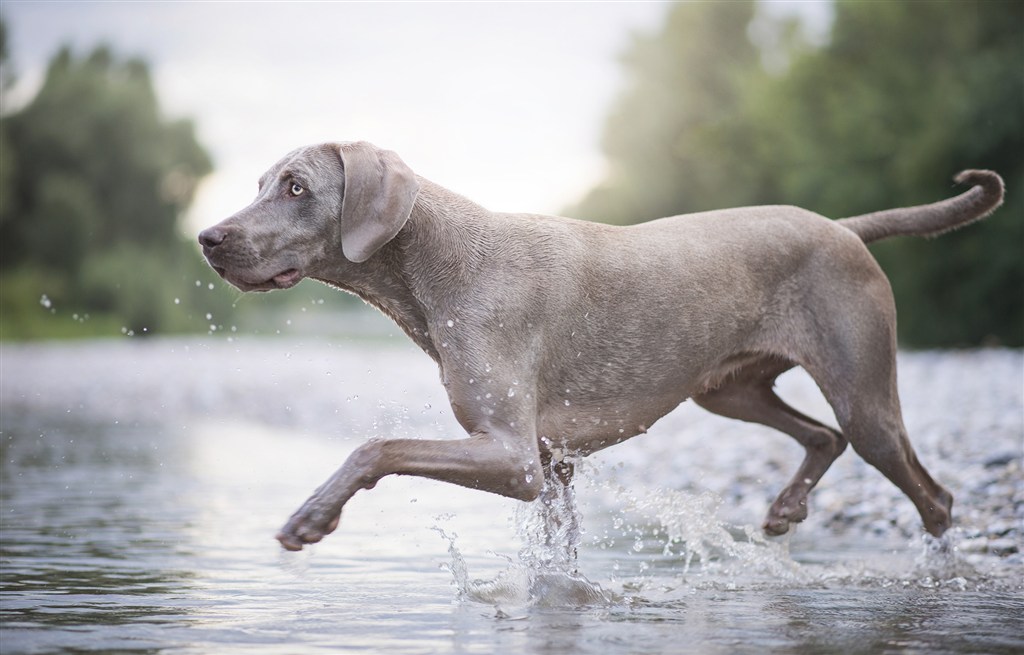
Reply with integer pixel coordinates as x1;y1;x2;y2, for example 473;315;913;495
446;319;454;328
208;283;215;290
507;388;515;397
205;313;213;320
173;298;180;305
39;295;52;309
564;399;571;406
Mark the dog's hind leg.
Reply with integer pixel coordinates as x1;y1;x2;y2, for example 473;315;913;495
804;345;953;537
798;273;954;537
693;355;848;536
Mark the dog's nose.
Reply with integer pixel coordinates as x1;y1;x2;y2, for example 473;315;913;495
198;226;228;248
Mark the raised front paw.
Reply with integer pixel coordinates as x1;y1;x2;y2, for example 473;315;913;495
276;502;342;551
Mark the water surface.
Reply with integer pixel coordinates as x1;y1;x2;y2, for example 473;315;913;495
2;339;1021;654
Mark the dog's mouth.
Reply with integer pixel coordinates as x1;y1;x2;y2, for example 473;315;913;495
209;264;303;292
269;268;302;289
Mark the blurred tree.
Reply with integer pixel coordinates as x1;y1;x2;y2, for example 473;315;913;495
570;1;771;224
0;36;234;338
753;0;1023;347
0;17;14;240
571;0;1022;347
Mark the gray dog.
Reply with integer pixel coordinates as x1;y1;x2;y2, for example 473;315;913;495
198;141;1003;552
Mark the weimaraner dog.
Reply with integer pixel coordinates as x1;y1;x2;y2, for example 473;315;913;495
198;142;1004;552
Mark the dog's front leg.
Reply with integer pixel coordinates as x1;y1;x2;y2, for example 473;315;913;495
276;427;543;551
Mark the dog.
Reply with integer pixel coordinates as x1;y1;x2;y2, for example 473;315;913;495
198;141;1003;551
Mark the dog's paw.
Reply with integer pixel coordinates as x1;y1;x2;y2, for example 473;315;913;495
276;504;341;551
763;492;809;536
762;515;793;537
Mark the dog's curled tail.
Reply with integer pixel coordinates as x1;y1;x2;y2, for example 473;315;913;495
837;170;1004;244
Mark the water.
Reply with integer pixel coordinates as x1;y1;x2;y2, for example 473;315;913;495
2;338;1022;654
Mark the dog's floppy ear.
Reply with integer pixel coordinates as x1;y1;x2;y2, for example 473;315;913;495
338;141;420;263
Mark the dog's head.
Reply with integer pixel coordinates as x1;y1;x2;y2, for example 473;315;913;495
198;141;419;292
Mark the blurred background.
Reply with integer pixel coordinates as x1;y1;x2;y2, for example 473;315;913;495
1;0;1020;347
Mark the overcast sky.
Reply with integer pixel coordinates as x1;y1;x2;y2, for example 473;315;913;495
2;1;829;234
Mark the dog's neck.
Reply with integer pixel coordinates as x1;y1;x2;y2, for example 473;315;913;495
313;178;493;363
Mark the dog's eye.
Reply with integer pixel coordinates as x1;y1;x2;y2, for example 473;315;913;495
289;182;304;197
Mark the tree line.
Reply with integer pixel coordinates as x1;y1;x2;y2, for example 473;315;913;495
0;19;240;339
1;3;1020;346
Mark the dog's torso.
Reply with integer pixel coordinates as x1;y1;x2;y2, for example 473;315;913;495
390;181;877;455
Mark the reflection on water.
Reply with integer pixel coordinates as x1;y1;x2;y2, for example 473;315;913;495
2;418;193;654
1;340;1022;654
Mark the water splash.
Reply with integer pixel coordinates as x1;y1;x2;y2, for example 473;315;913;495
912;529;981;587
436;466;1005;608
599;481;810;587
801;528;1001;592
437;461;617;610
434;526;471;598
516;461;580;572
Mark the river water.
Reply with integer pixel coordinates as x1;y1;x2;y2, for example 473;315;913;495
1;338;1021;654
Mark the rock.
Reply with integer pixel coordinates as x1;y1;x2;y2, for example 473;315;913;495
983;452;1019;469
958;537;990;553
987;538;1020;556
986;521;1017;538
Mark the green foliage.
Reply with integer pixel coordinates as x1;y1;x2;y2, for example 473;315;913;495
573;1;770;224
571;0;1022;347
0;37;238;339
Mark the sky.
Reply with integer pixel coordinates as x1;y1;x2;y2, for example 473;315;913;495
1;1;830;235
